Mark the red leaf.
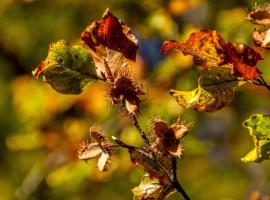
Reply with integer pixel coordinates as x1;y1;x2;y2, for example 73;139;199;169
32;62;45;79
225;43;262;79
81;9;138;61
160;40;182;54
161;29;227;67
161;29;263;80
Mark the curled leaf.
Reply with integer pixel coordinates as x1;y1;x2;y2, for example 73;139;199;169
170;67;246;112
129;147;171;185
248;7;270;27
97;152;111;172
161;29;263;80
77;143;102;161
225;43;262;79
108;69;146;114
81;9;138;80
132;174;175;200
149;117;189;158
161;29;227;67
78;126;115;171
253;29;270;49
112;136;171;184
241;114;270;162
33;40;96;94
90;125;106;143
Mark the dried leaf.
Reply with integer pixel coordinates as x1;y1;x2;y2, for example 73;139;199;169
81;9;138;79
241;114;270;163
79;126;115;171
248;8;270;27
33;40;96;94
128;147;171;185
161;29;227;67
111;136;170;181
97;152;110;172
161;29;263;80
150;118;188;158
108;69;146;113
90;126;106;143
253;29;270;49
77;143;102;161
171;125;188;140
152;119;170;138
225;43;262;79
170;67;246;112
132;174;175;200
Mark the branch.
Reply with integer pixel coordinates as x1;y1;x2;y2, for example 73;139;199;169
129;113;191;200
172;158;191;200
129;113;152;149
252;76;270;91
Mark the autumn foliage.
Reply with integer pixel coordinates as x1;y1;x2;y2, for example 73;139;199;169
32;6;270;200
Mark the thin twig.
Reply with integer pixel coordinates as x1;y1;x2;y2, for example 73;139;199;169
172;158;191;200
129;113;152;149
252;76;270;91
259;76;270;91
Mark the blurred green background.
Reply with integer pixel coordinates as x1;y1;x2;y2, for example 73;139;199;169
1;0;270;199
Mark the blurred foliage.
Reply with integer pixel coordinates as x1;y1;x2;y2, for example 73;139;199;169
1;0;270;199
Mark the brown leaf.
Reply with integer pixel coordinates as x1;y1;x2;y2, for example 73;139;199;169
108;68;146;113
81;9;138;80
253;29;270;49
161;29;263;80
132;174;175;200
81;9;137;61
248;8;270;27
150;118;189;158
79;126;115;172
225;43;262;79
128;147;171;185
77;143;102;161
161;29;227;67
97;152;111;172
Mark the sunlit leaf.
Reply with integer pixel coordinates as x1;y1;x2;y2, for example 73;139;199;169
161;29;226;67
242;114;270;162
225;43;262;80
33;40;96;94
81;9;138;79
161;29;263;80
169;67;246;112
132;174;175;200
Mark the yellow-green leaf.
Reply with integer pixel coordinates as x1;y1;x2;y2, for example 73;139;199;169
170;67;246;112
33;40;97;94
241;114;270;163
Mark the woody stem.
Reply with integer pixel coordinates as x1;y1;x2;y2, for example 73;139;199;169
129;113;152;149
172;158;191;200
259;76;270;91
253;76;270;91
129;113;191;200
